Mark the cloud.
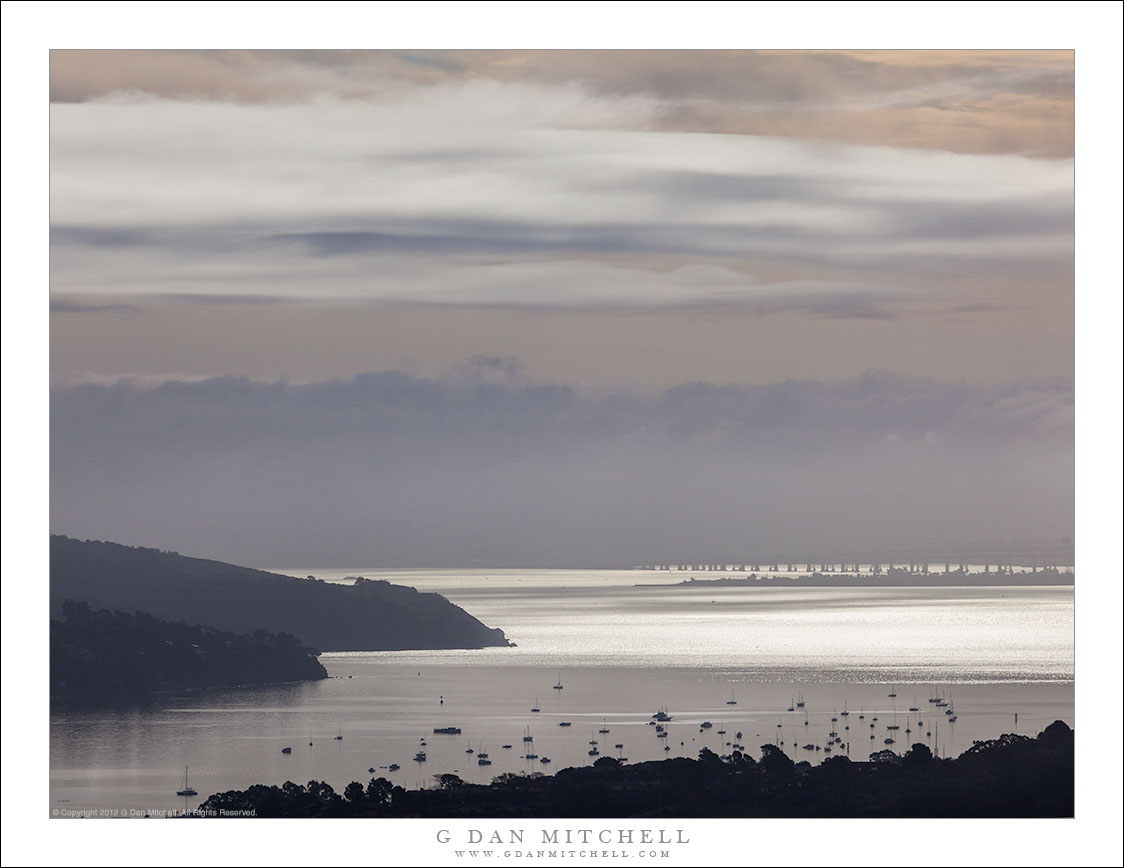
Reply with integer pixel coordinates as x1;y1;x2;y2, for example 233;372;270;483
50;50;1073;157
49;82;1072;314
49;299;141;314
49;369;1073;567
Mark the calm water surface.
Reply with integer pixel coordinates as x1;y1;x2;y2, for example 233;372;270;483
50;570;1074;816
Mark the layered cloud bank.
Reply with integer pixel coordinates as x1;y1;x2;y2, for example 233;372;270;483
49;50;1073;391
50;369;1073;567
51;75;1072;310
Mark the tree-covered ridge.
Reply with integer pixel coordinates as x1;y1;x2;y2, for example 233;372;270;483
50;600;327;704
199;720;1074;818
49;535;511;651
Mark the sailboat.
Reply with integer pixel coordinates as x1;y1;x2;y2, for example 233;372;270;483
796;692;805;708
726;689;737;705
531;698;541;713
176;766;198;797
553;674;564;690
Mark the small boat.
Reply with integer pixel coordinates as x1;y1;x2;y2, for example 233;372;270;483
502;744;513;749
700;721;713;729
176;766;198;797
477;758;492;766
413;751;427;762
652;708;672;722
558;721;572;727
281;747;292;754
433;726;462;735
657;731;668;739
540;756;551;764
387;763;400;771
884;737;895;745
588;747;599;756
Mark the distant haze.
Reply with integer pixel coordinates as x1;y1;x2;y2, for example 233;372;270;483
50;368;1072;567
48;50;1073;567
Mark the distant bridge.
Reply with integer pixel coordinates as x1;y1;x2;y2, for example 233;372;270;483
635;542;1074;573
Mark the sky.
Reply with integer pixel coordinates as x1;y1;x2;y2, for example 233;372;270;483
45;47;1079;567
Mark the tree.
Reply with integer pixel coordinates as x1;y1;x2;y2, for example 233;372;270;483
902;743;932;768
366;777;392;805
435;773;464;789
759;743;795;777
344;781;366;803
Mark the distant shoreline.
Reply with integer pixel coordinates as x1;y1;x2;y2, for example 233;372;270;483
635;569;1073;589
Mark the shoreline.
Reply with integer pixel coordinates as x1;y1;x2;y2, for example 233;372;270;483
194;721;1075;818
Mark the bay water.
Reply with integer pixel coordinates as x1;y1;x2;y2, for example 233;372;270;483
49;570;1074;816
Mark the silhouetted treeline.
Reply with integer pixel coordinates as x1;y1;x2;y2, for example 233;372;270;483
648;567;1074;589
199;720;1073;818
51;600;327;705
50;536;511;651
